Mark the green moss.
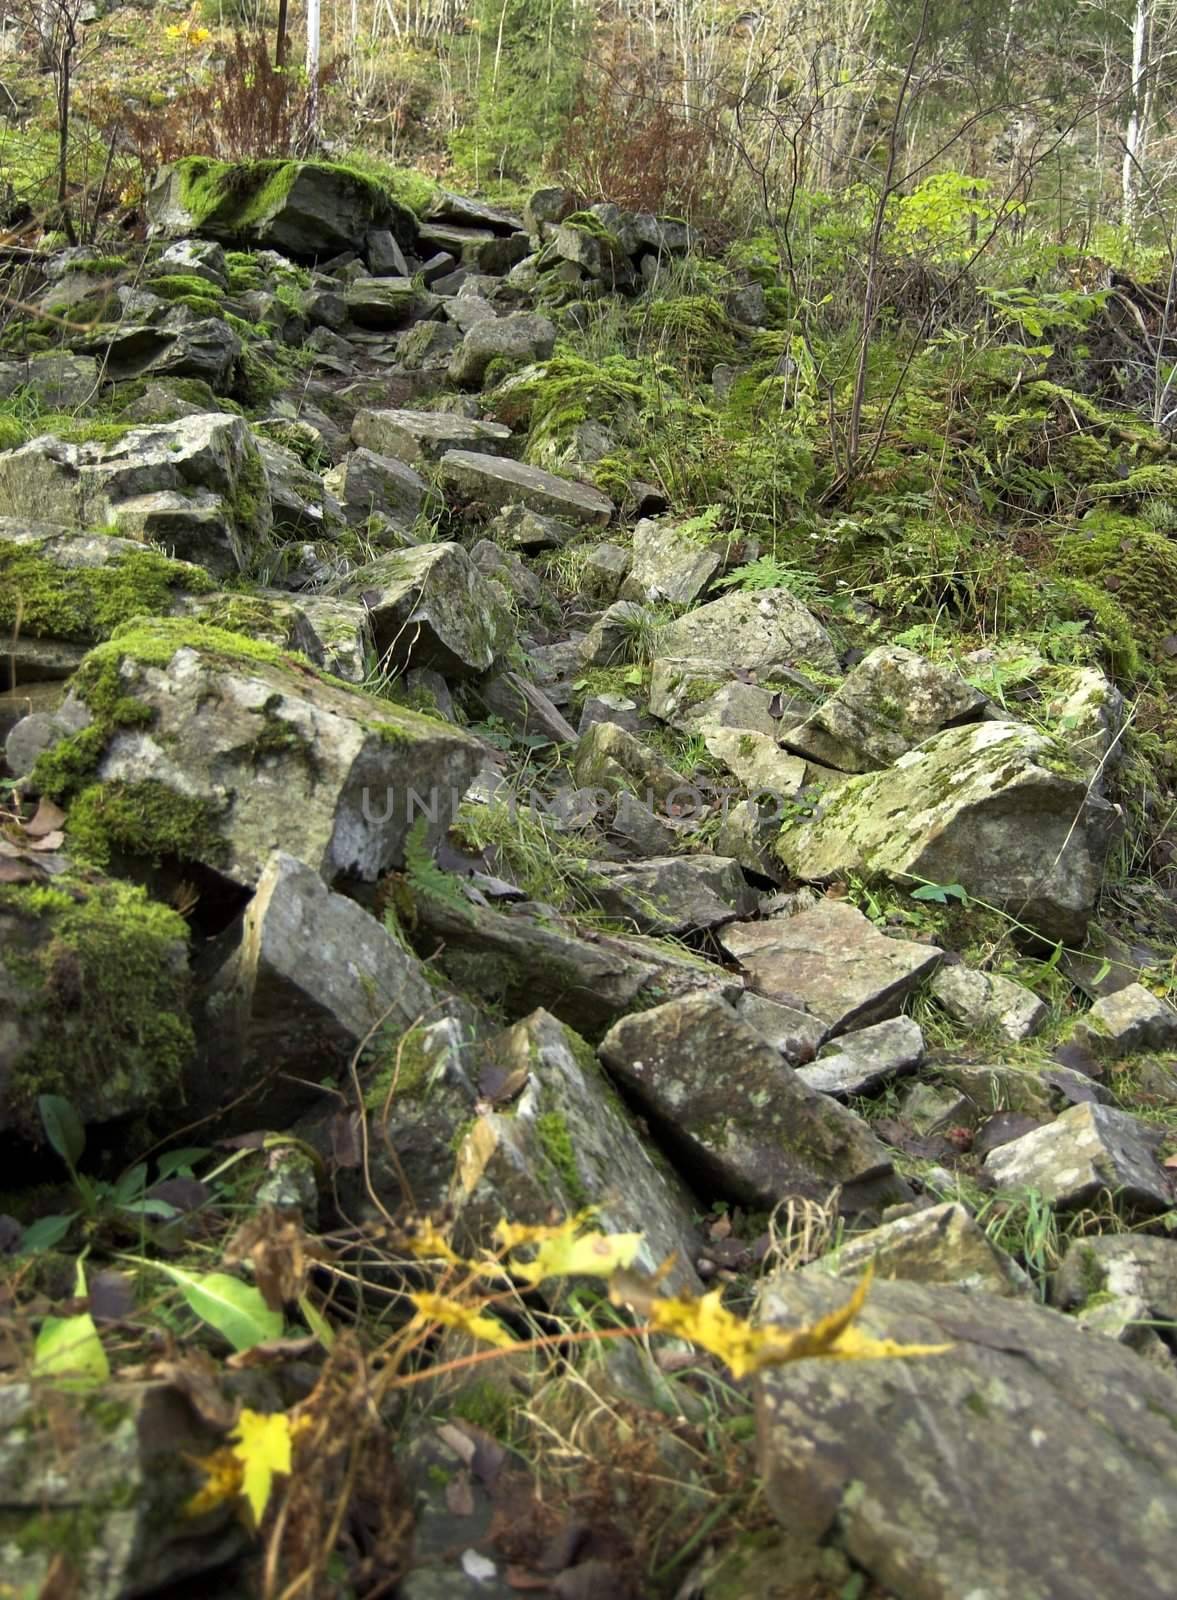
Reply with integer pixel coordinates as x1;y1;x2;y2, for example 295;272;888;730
65;780;228;868
1053;510;1177;681
148;273;226;303
535;1110;586;1205
449;1377;521;1441
172;157;414;244
0;540;211;644
0;875;193;1123
363;1026;435;1109
15;1504;105;1559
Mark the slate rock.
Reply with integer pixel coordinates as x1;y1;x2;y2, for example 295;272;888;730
1073;982;1177;1055
755;1275;1177;1600
983;1101;1170;1212
721;902;940;1036
798;1016;925;1097
930;963;1048;1043
586;855;758;934
621;516;724;605
656;588;839;676
734;991;829;1063
810;644;987;770
778;721;1116;942
343;542;511;677
198;850;445;1120
412;896;737;1039
600;993;904;1210
0;1379;245;1599
48;618;484;888
450;1009;700;1296
448;311;556;388
147;157;417;255
806;1201;1030;1297
439;449;614;526
351;406;511;465
324;446;436;528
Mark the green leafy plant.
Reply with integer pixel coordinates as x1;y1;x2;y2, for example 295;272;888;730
21;1094;183;1251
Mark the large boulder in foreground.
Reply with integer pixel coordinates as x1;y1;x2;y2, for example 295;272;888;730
0;1378;243;1600
31;619;484;888
147;157;417;256
778;722;1116;941
755;1275;1177;1600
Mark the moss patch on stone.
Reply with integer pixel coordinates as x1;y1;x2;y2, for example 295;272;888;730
0;876;193;1124
65;779;229;868
0;541;213;645
535;1109;586;1205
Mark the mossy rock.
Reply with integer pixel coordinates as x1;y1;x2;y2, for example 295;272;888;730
0;530;213;646
0;876;193;1129
147;157;419;257
1054;509;1177;681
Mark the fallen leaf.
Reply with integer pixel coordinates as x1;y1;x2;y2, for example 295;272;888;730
23;798;65;838
494;1218;643;1285
411;1291;518;1350
479;1060;530;1105
225;1335;320;1368
27;830;65;851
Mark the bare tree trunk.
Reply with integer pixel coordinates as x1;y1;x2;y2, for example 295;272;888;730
306;0;321;144
275;0;288;67
1123;0;1149;228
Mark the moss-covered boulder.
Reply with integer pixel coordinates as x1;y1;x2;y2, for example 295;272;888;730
0;875;193;1131
30;618;485;888
0;1379;245;1599
777;721;1116;941
195;850;466;1125
655;587;840;677
146;158;418;258
0;521;213;680
450;1008;701;1296
1055;509;1177;679
172;588;373;683
0;414;272;578
807;644;988;771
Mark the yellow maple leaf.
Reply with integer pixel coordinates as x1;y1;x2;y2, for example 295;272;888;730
494;1216;644;1285
410;1291;519;1349
232;1409;295;1527
616;1266;951;1380
188;1409;299;1529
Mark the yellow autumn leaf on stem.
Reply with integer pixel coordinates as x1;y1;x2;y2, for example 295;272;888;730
188;1409;299;1529
615;1266;951;1380
410;1291;519;1350
494;1216;643;1284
